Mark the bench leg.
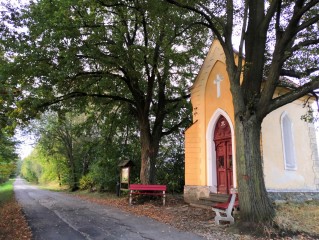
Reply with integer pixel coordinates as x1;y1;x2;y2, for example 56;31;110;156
213;210;235;225
214;211;222;225
225;208;235;224
129;190;133;205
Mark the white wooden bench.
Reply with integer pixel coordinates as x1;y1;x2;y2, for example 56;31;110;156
212;193;239;225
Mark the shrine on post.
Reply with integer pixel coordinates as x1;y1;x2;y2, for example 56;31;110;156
117;159;134;196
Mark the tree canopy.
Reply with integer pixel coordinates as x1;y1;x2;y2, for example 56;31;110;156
0;0;208;184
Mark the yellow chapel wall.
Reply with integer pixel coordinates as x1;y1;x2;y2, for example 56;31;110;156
262;95;317;190
184;121;201;185
204;61;235;192
185;60;236;186
205;61;235;127
185;40;235;189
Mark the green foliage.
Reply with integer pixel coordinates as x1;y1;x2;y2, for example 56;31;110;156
156;134;185;193
79;173;95;191
0;162;16;184
21;108;143;192
0;131;18;183
20;151;41;183
301;103;319;123
0;179;14;205
0;0;207;184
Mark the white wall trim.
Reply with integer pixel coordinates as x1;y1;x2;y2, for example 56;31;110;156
206;108;236;193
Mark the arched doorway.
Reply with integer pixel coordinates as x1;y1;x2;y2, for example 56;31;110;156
214;116;233;194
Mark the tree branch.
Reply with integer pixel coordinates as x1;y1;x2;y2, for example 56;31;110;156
291;38;319;52
224;0;233;44
161;116;190;136
296;14;319;33
96;0;126;8
39;91;135;110
165;0;225;44
236;0;249;81
267;77;319;114
166;93;190;103
296;0;319;23
281;68;319;79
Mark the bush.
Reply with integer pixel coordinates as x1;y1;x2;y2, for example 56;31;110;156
79;174;95;191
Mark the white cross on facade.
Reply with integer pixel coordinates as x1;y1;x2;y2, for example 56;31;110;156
214;74;223;98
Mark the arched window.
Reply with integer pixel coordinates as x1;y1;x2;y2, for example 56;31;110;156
281;112;297;170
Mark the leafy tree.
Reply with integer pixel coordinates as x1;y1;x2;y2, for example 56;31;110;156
34;112;89;190
0;131;18;183
26;106;141;191
0;0;207;185
80;106;141;191
166;0;319;222
20;149;42;183
0;50;19;183
156;130;185;193
20;145;69;185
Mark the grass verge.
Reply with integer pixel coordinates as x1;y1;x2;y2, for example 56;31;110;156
0;179;14;204
274;200;319;236
38;182;69;192
0;179;32;240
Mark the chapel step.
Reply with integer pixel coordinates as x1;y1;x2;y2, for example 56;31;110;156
189;200;214;209
190;193;230;209
199;193;229;203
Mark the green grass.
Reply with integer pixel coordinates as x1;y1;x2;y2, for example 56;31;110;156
0;179;14;205
37;182;69;192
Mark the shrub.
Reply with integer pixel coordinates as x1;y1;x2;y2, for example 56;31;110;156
79;174;95;191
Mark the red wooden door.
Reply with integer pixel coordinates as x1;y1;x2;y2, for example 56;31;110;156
214;116;233;194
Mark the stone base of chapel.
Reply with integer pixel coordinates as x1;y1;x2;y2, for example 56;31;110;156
183;185;211;203
267;191;319;202
184;185;319;204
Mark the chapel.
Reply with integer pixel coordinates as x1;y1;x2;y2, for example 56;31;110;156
184;40;319;203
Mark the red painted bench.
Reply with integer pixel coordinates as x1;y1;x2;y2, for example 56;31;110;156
129;184;167;206
212;193;239;225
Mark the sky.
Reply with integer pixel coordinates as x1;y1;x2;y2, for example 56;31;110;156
15;129;36;159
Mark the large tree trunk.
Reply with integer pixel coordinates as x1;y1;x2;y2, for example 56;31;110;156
68;153;78;191
64;134;78;191
235;114;275;222
139;127;160;184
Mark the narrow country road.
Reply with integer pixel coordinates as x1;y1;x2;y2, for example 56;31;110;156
14;178;204;240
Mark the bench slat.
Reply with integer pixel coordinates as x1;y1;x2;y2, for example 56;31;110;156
213;200;239;210
129;184;166;191
130;192;164;196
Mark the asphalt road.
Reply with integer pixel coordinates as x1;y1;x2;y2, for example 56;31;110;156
14;178;204;240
